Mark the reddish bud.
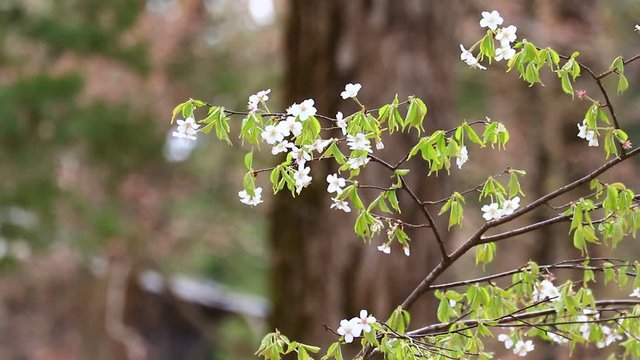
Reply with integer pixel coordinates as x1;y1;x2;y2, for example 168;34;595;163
576;90;588;100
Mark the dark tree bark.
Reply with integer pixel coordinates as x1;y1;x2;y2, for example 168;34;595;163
270;0;459;348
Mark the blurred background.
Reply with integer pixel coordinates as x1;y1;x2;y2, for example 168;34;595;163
0;0;639;359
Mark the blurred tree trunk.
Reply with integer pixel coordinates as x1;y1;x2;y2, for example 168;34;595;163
270;0;459;348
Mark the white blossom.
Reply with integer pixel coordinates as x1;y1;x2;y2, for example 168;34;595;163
582;308;600;317
513;340;534;357
261;124;284;144
375;139;385;150
460;44;474;63
480;10;504;30
460;44;487;70
330;198;351;213
377;243;391;254
456;145;468;169
371;219;384;234
326;173;346;194
501;196;521;215
578;321;591;340
481;202;504;221
356;310;377;333
577;120;598;147
498;334;514;349
495;43;516;61
276;116;303;137
293;165;312;194
247;100;258;112
336;111;348;135
337;318;363;343
347;133;373;153
172;117;200;141
403;246;411;257
596;326;623;348
635;24;640;32
577;120;589;139
577;308;600;339
341;83;362;99
532;279;561;302
630;288;640;298
347;156;370;170
310;138;332;153
448;299;456;307
290;146;311;166
248;89;271;111
238;187;263;206
547;332;569;344
272;140;293;155
495;25;517;45
287;99;317;121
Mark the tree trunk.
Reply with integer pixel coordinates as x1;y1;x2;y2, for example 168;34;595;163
270;0;459;348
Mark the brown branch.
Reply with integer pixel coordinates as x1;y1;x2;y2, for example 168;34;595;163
408;300;640;336
596;52;640;79
400;176;449;261
429;259;636;291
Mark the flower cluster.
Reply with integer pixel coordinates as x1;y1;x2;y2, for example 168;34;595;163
576;308;600;339
172;117;200;141
238;187;263;206
242;83;378;207
481;196;520;221
498;333;535;357
531;279;561;302
460;10;518;70
341;83;362;99
577;119;599;147
248;89;271;112
336;310;376;343
460;44;486;70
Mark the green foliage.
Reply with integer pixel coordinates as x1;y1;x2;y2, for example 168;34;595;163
439;192;466;229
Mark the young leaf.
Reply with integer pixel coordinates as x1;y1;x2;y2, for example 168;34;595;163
245;151;254;170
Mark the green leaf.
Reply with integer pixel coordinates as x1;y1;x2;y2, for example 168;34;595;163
464;123;483;145
322;342;343;360
387;307;410;334
475;243;496;266
244;151;254;170
603;262;615;284
479;33;495;60
387;190;401;213
405;97;428;133
617;74;629;94
560;72;574;96
507;171;525;198
609;56;624;74
170;101;186;123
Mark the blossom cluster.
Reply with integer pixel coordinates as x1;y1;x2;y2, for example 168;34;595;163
172;117;200;141
243;84;374;203
460;10;518;70
531;279;561;302
481;196;520;221
336;310;376;343
498;333;535;357
577;119;599;147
